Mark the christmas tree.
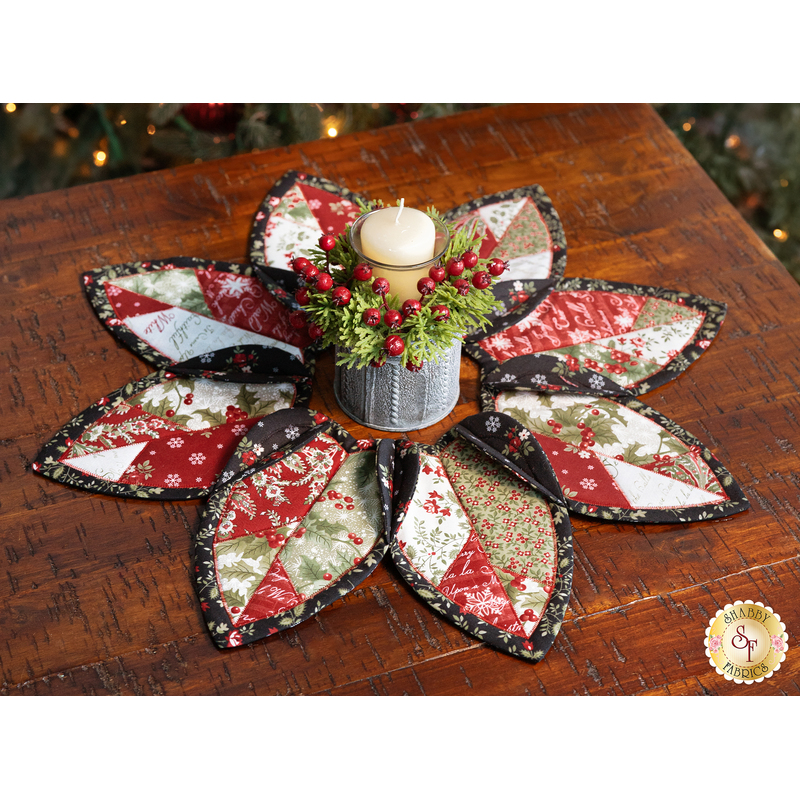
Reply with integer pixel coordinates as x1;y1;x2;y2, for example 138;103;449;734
656;103;800;283
2;102;798;284
0;103;487;199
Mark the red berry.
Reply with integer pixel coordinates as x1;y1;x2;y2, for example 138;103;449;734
353;263;373;282
462;250;478;268
308;323;325;340
472;270;492;290
323;572;332;581
184;398;193;406
302;264;319;284
372;277;390;296
315;272;333;292
591;408;600;415
332;286;351;306
446;257;465;277
431;304;450;321
546;419;555;426
417;277;436;296
453;278;470;296
362;308;381;326
231;607;241;614
292;256;311;274
405;360;424;373
295;287;310;306
289;309;307;329
429;265;446;283
488;258;508;277
319;234;336;251
383;309;402;329
165;409;175;417
401;298;421;317
384;335;405;356
577;422;585;429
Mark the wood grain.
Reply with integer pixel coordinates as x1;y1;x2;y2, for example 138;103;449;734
2;103;799;695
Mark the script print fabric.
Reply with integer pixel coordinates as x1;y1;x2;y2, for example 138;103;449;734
83;258;309;368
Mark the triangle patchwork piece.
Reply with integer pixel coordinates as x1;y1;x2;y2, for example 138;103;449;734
62;441;149;482
467;278;727;395
33;367;309;500
83;257;310;370
493;389;748;522
248;171;365;271
194;410;389;648
389;415;573;663
445;185;566;323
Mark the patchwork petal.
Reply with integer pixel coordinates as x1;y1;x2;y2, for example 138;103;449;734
247;170;365;271
82;257;311;370
32;367;310;499
466;278;727;394
444;185;566;324
493;390;749;522
389;414;573;663
194;409;389;648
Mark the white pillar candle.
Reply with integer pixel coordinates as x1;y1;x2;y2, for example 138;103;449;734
360;202;436;301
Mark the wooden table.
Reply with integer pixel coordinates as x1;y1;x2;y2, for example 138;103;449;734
2;103;799;696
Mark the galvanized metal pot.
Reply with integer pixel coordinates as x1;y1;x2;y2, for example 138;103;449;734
334;340;462;432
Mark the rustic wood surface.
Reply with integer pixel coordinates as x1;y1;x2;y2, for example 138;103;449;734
2;102;799;696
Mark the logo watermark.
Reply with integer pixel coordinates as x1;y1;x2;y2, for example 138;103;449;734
706;600;788;685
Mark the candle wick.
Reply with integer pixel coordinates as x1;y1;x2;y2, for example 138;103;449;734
395;198;404;225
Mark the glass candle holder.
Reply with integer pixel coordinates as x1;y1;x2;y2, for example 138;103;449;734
349;210;450;301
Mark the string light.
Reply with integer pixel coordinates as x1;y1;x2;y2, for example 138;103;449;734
327;126;338;137
93;150;107;166
5;103;16;113
50;105;59;114
773;228;789;242
147;124;156;135
682;117;695;132
725;134;741;149
119;119;127;126
780;178;789;187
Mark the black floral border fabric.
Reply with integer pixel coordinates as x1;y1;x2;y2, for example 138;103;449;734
194;408;389;648
465;276;728;397
33;363;311;501
388;413;573;663
82;256;311;372
30;171;752;665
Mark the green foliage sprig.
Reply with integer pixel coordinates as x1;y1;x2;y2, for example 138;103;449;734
299;202;503;370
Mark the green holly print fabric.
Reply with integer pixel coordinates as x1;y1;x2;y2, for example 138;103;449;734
33;370;300;500
495;390;748;522
396;442;558;639
196;423;388;648
439;438;557;635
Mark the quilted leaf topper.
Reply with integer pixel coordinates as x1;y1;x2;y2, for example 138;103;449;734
34;170;749;664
